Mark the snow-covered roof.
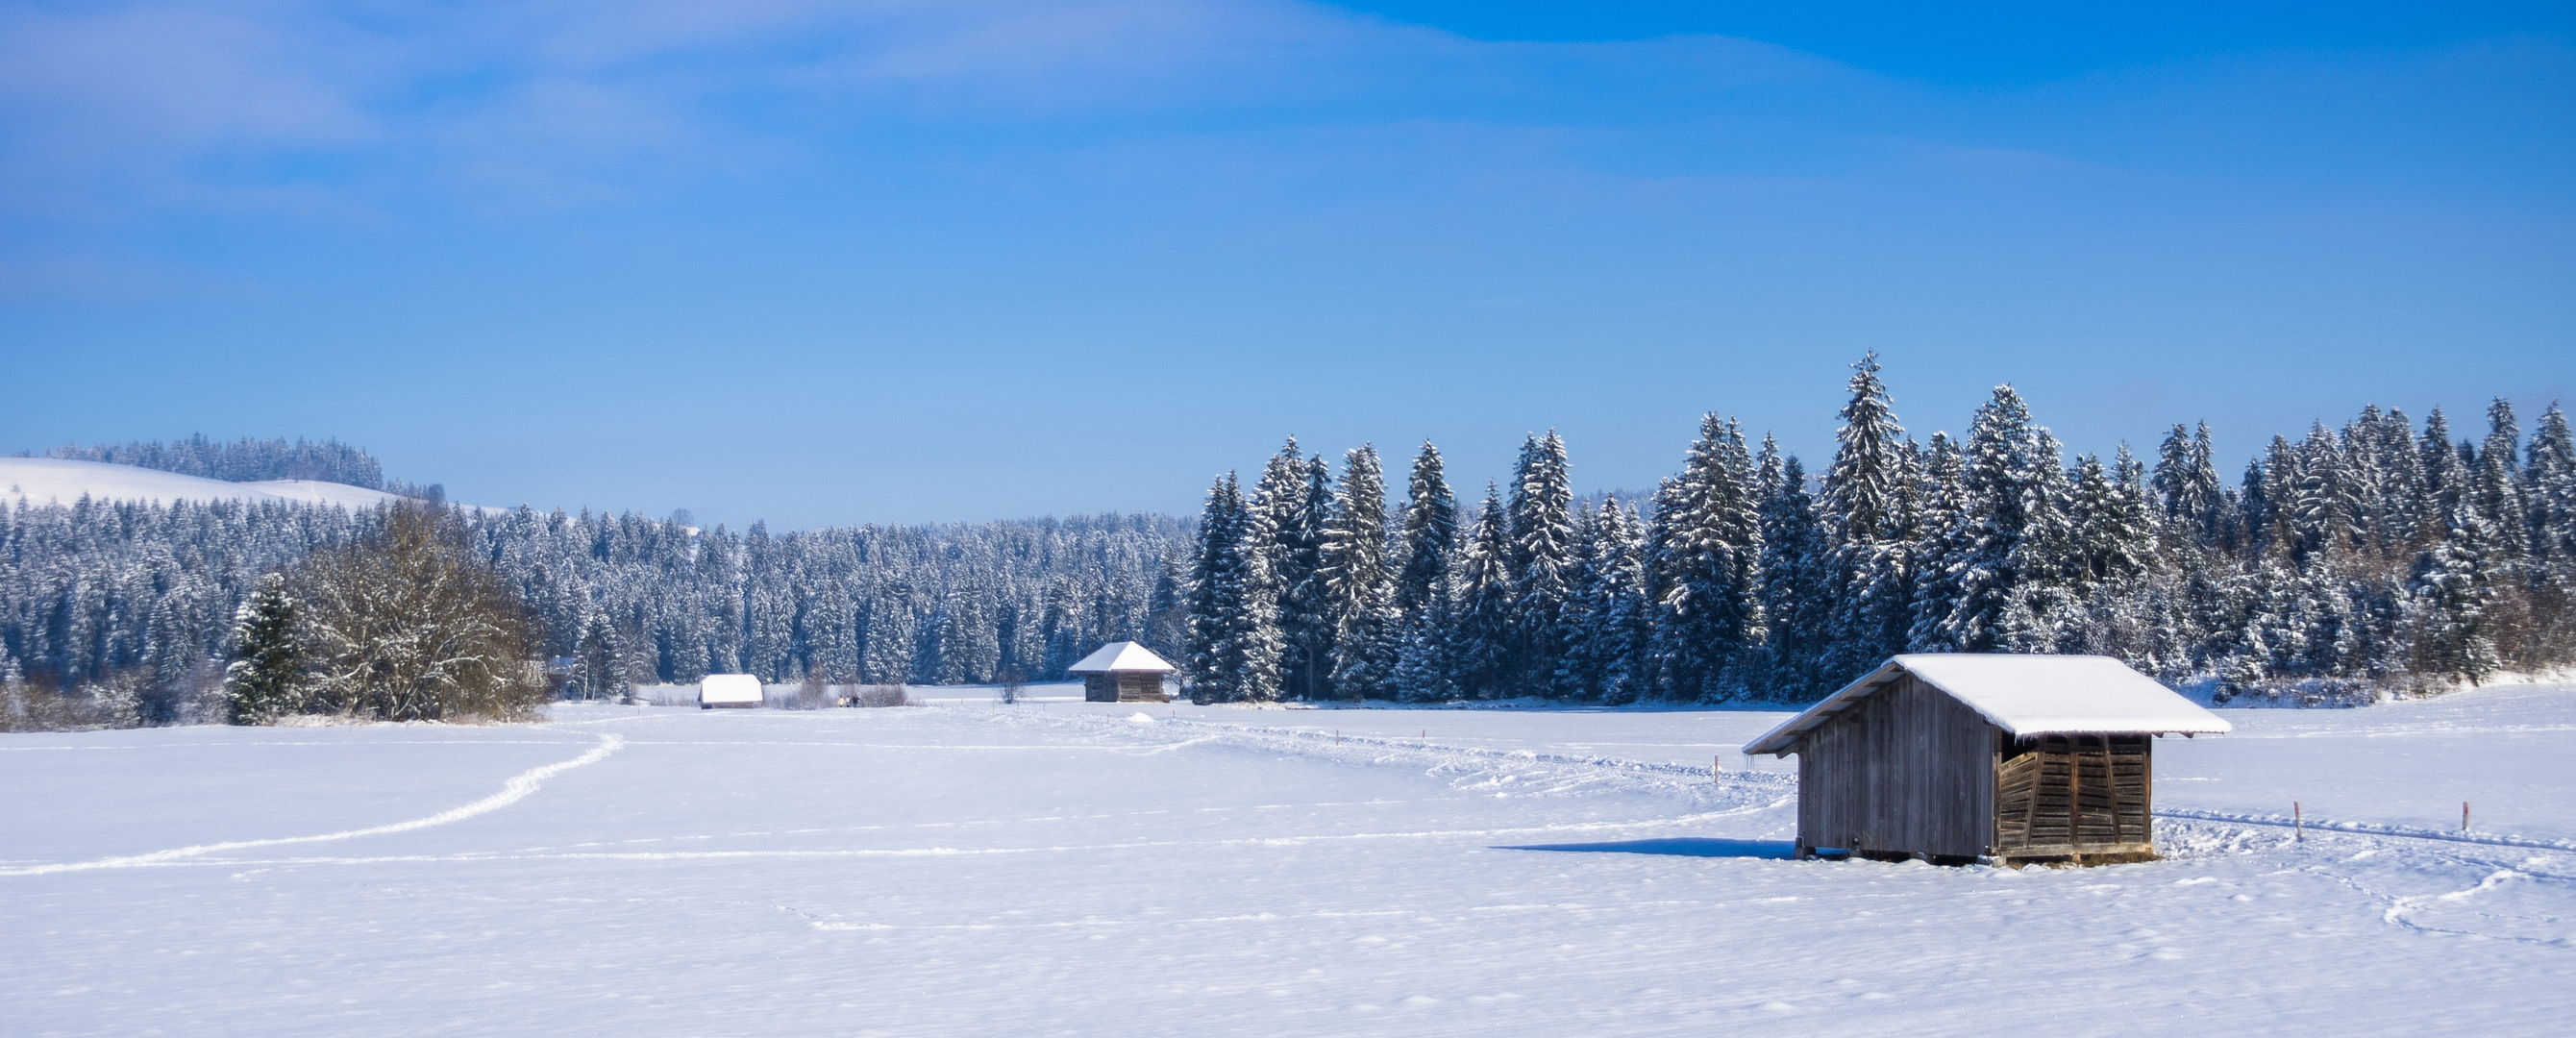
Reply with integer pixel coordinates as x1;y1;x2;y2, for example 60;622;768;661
1065;641;1177;674
699;674;762;704
1745;654;2231;755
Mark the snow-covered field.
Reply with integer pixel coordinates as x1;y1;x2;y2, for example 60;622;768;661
6;685;2572;1036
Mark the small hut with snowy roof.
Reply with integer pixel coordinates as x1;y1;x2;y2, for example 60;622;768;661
1067;641;1177;704
1744;655;2230;867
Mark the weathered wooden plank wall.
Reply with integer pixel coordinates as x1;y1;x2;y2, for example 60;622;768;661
1115;673;1169;703
1083;675;1117;703
1796;675;1996;860
1994;734;2152;856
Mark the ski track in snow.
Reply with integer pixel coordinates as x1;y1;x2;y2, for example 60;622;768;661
0;732;624;877
9;697;2576;1035
985;706;2574;869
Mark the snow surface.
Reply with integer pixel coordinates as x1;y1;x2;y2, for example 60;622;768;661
0;457;490;513
235;479;414;510
5;686;2572;1036
1748;654;2232;754
1064;640;1179;674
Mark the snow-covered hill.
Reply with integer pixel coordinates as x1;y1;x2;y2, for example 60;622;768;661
0;457;462;511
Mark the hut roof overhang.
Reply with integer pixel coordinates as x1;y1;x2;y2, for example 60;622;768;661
1065;641;1177;675
1744;654;2231;756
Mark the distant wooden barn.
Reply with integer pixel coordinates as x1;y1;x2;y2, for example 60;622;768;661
1744;655;2230;867
1067;641;1177;704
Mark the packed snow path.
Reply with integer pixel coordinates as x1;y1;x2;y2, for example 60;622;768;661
4;686;2572;1036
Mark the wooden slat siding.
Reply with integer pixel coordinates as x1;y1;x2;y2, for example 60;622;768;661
1115;673;1170;703
1796;674;1995;859
1083;675;1117;703
1994;733;2155;856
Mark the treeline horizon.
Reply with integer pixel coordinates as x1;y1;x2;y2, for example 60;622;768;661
4;358;2571;728
1179;355;2574;705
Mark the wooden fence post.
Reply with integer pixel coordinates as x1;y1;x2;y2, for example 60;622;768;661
2294;802;2302;842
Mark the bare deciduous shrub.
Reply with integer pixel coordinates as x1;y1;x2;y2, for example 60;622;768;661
856;683;910;707
998;665;1027;705
788;671;832;710
297;502;548;722
0;665;114;732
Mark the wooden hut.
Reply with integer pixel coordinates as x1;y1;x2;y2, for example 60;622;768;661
1743;655;2230;866
1066;641;1177;704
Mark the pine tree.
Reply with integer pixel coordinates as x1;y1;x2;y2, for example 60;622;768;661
1508;432;1575;698
574;610;630;700
2410;509;2500;684
1395;441;1457;626
2071;450;2155;584
1756;445;1831;700
1577;498;1651;703
1251;439;1330;700
1821;354;1916;682
2529;403;2575;572
2475;398;2528;566
1450;486;1516;699
1185;474;1251;703
1232;485;1289;704
2420;407;2466;531
1323;445;1398;702
862;583;916;685
1389;588;1454;703
222;573;305;724
1646;414;1766;701
1916;386;2071;653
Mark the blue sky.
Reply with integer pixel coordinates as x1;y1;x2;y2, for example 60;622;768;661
3;1;2569;528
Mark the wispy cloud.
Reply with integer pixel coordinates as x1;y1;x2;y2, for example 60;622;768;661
0;0;1862;224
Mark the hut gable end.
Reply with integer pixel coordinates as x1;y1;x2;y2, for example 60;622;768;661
1796;674;1996;861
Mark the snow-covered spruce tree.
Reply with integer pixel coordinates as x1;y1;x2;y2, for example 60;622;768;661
1231;487;1289;704
1907;433;1969;650
2070;451;2155;586
1575;498;1651;703
2419;407;2468;531
1184;474;1249;703
2409;508;2500;684
1289;455;1338;700
1756;445;1832;701
1508;432;1575;698
1250;439;1330;700
1395;441;1457;628
2531;405;2576;576
2353;406;2425;553
1388;587;1455;703
1645;414;1765;702
2475;400;2529;573
1450;486;1516;699
1819;353;1917;681
574;610;630;701
862;581;916;685
1145;553;1191;659
1913;386;2072;654
1323;445;1399;702
222;573;306;725
296;502;547;722
2279;423;2354;567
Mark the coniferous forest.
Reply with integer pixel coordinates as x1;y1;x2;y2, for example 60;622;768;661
0;501;1187;727
1183;356;2574;705
4;355;2571;727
